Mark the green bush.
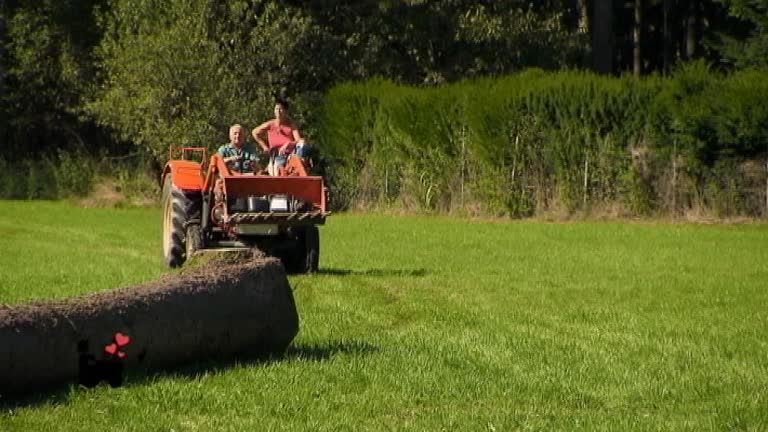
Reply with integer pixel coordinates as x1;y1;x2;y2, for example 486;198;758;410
319;66;768;217
53;150;95;197
0;150;159;204
0;159;17;198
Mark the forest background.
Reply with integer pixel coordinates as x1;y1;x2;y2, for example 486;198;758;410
1;0;767;218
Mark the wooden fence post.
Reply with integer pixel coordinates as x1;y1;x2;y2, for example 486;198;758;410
583;150;589;209
672;139;678;214
511;133;519;184
460;125;466;207
384;166;388;200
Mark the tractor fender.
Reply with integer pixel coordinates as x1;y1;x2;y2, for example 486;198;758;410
161;160;204;191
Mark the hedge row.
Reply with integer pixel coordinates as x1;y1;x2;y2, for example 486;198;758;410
318;63;768;217
0;151;157;204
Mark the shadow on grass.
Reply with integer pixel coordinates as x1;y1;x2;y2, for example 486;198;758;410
316;267;427;277
0;339;378;411
284;340;379;361
0;386;73;413
162;339;379;379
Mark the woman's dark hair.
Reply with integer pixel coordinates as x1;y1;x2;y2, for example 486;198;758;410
275;97;290;110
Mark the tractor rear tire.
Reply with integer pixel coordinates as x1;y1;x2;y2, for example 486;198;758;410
304;225;320;273
280;226;319;274
162;177;190;268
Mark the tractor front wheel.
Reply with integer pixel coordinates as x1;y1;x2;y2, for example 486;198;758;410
186;224;202;259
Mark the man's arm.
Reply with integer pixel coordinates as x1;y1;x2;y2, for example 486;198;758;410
217;145;232;162
217;145;238;164
252;121;271;152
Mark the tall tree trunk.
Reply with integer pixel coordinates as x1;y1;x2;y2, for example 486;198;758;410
685;0;699;59
663;0;671;73
593;0;614;74
578;0;590;34
634;0;643;77
0;12;6;102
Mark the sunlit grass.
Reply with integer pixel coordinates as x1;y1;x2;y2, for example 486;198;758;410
1;201;767;431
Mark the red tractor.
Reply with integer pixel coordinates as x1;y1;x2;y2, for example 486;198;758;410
161;146;328;273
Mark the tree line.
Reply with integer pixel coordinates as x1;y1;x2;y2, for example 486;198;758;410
0;0;582;161
589;0;768;75
0;1;766;211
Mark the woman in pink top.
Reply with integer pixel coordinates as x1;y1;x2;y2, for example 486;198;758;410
252;99;305;155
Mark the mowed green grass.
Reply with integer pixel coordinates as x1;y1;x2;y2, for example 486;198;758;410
1;200;768;431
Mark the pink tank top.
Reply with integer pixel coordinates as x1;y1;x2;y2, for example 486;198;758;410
267;121;295;149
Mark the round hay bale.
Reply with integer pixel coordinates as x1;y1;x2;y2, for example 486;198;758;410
0;256;298;394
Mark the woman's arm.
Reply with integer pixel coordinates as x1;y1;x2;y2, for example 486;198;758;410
291;126;304;145
251;121;271;152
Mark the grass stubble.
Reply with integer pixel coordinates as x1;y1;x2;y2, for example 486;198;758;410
0;201;767;431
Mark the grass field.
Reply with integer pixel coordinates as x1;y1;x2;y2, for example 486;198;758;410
1;200;767;431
